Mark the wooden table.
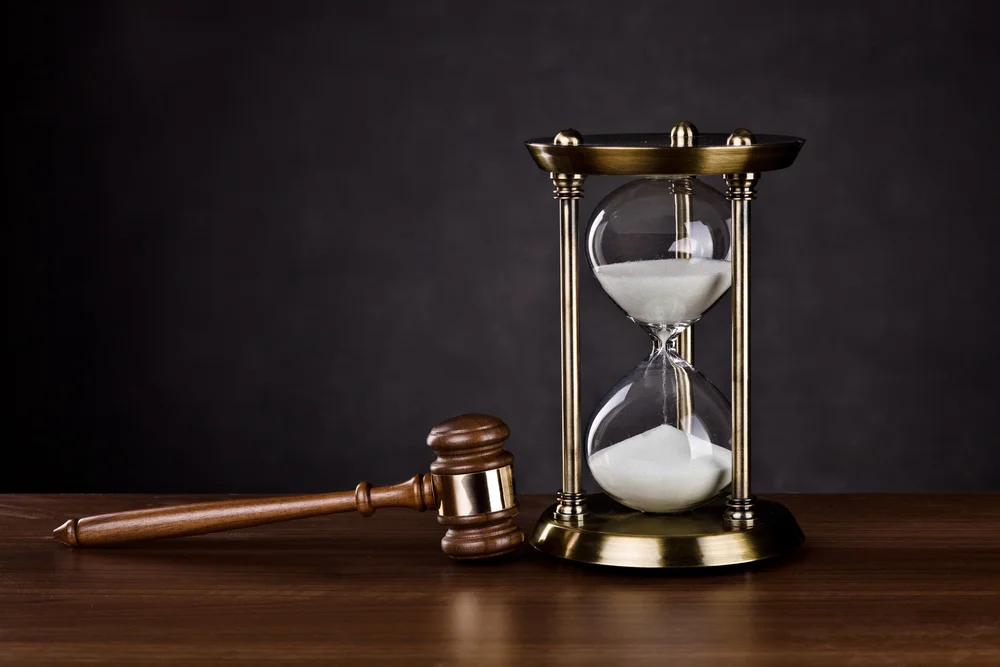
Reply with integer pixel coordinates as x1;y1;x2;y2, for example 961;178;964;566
2;494;999;666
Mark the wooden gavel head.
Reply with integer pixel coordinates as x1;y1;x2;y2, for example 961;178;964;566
426;414;523;559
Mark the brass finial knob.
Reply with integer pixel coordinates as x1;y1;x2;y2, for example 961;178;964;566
670;121;698;147
553;128;583;146
727;128;755;146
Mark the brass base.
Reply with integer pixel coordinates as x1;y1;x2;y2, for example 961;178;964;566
530;493;804;569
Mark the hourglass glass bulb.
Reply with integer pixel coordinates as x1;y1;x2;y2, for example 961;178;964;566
584;175;734;513
586;177;732;338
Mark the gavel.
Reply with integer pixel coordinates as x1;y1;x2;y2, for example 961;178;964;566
53;414;523;559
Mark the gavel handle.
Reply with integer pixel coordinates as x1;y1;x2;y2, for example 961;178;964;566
53;474;437;547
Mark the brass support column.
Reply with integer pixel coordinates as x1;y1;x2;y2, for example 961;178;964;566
552;129;587;520
724;129;758;524
672;180;694;364
671;177;694;431
670;121;697;366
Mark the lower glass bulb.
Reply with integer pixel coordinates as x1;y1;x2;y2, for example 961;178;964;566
586;345;732;513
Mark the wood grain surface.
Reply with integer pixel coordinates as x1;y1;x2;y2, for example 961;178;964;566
2;494;999;666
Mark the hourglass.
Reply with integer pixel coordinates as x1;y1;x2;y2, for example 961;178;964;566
525;123;805;568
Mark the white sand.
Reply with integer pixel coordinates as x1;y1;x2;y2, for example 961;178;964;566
594;259;731;326
588;423;731;513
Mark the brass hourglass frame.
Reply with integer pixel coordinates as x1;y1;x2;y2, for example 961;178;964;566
525;123;805;568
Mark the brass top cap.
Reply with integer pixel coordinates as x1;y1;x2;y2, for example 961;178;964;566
427;414;511;452
525;131;803;176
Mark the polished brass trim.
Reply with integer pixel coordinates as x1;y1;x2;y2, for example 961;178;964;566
434;466;517;518
726;128;755;147
553;128;583;148
669;122;697;430
551;129;587;519
670;123;696;365
669;121;697;149
554;491;588;522
724;129;759;522
671;195;693;365
530;493;803;568
526;133;803;176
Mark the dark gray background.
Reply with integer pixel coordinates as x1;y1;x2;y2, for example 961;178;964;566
7;1;1000;494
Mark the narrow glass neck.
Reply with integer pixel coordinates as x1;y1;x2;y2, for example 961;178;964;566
643;323;688;358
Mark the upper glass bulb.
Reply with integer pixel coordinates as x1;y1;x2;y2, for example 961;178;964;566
587;177;732;337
